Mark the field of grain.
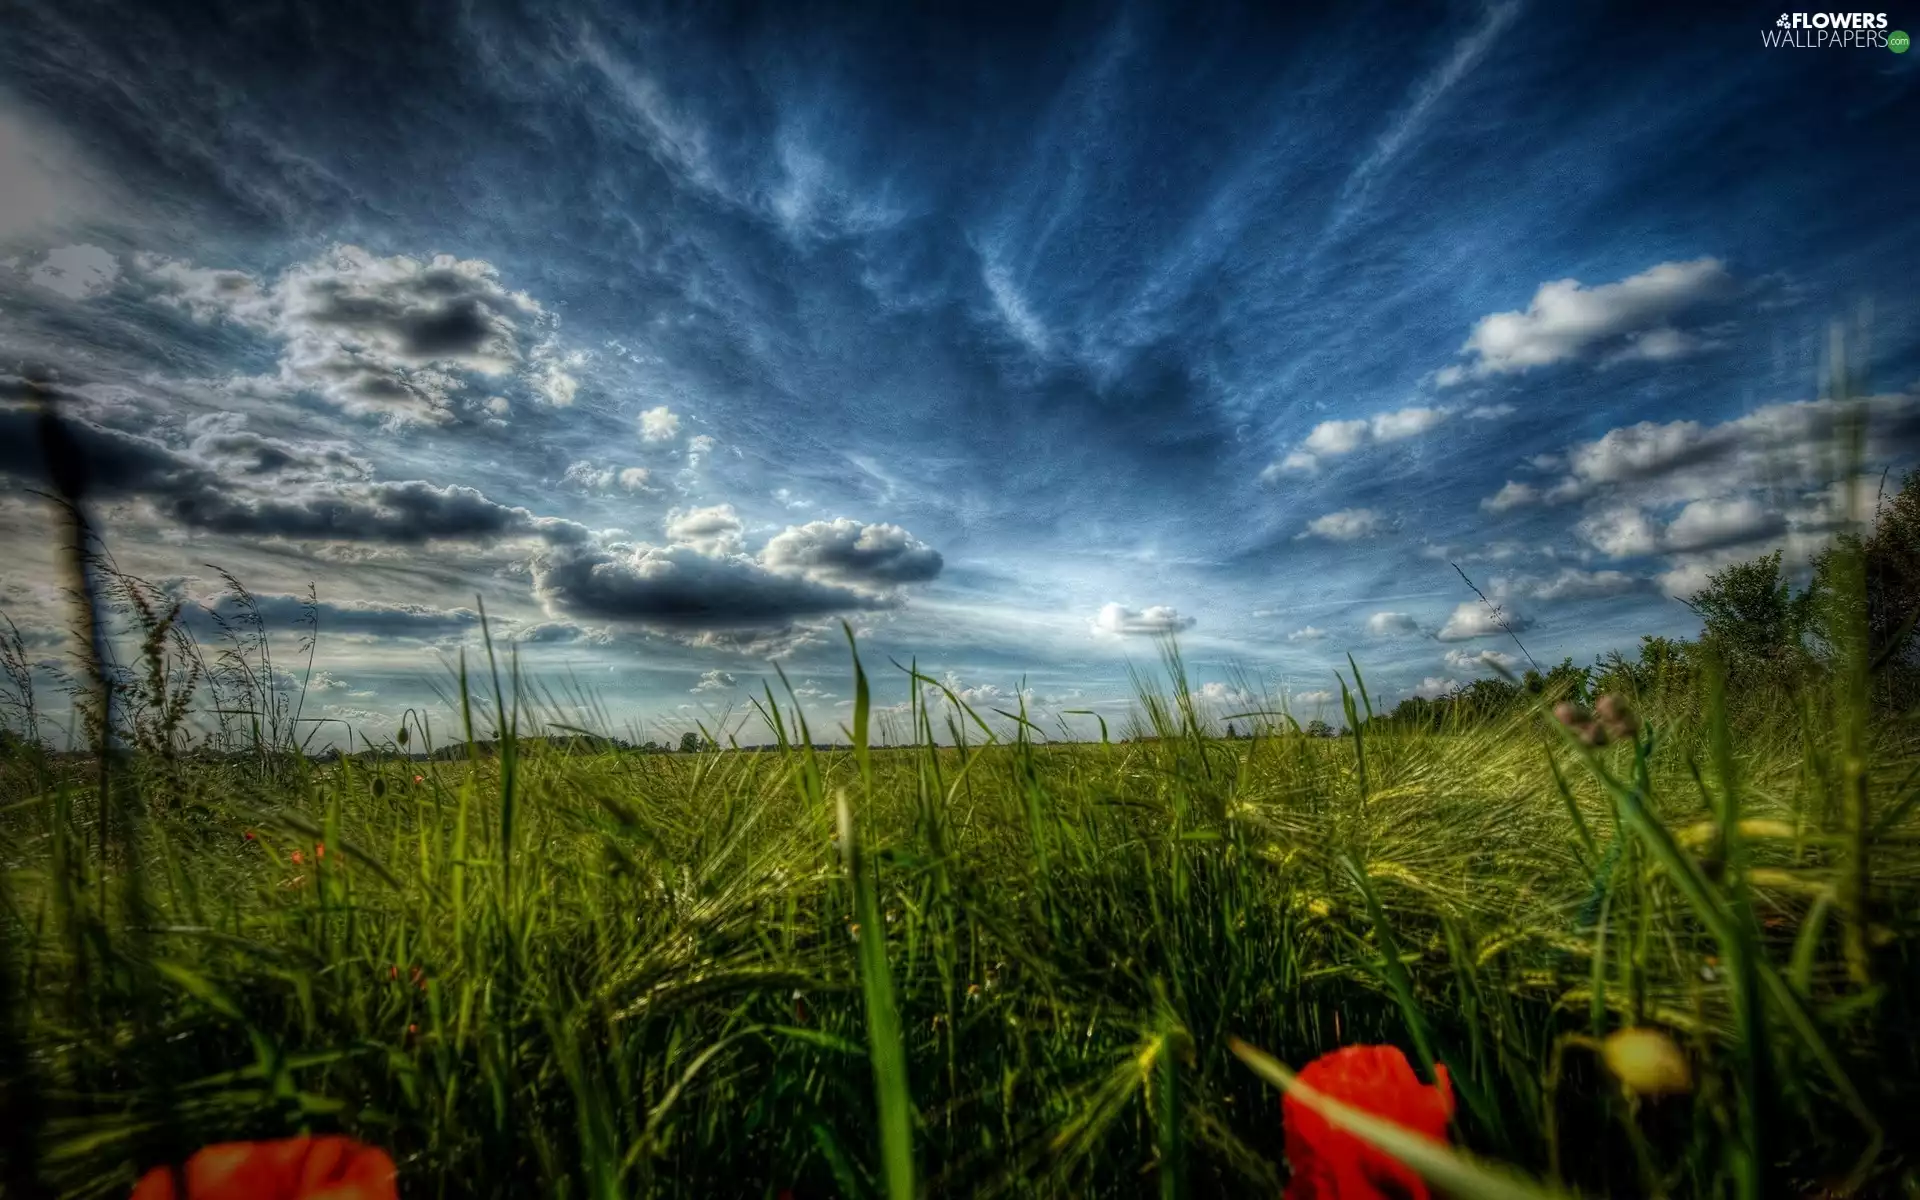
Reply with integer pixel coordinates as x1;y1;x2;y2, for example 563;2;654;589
3;613;1917;1198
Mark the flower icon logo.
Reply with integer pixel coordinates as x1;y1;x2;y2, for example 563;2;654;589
1776;13;1791;26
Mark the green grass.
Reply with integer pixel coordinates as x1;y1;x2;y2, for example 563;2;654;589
2;630;1918;1198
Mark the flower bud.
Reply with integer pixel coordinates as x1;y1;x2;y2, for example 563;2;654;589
1602;1027;1691;1096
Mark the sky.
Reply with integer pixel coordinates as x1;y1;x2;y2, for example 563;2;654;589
1;0;1917;746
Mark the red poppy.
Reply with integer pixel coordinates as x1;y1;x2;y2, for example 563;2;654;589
1282;1045;1453;1199
290;850;305;866
131;1136;397;1199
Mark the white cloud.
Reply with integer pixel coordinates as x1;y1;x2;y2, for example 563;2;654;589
1189;681;1254;707
665;504;745;555
1368;407;1449;441
618;467;652;492
1514;568;1643;602
1413;677;1463;699
691;669;737;694
687;433;717;464
1366;611;1419;636
1286;625;1327;641
1441;258;1731;381
640;405;682;442
1575;506;1663;558
30;244;120;300
1436;599;1532;642
1091;603;1196;637
561;461;616;492
1480;481;1540;513
1272;408;1451;475
1299;508;1386;541
1443;647;1518;672
1663;495;1784;553
1292;689;1334;705
1304;419;1370;456
129;245;586;425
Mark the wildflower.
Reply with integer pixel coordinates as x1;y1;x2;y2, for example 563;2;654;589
243;831;255;842
1553;701;1608;747
1281;1045;1453;1200
410;966;427;991
314;843;326;861
387;966;399;982
290;850;305;866
131;1135;398;1199
1601;1027;1691;1097
412;774;424;785
1593;693;1638;742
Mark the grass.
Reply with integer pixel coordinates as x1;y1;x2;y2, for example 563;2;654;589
2;614;1918;1200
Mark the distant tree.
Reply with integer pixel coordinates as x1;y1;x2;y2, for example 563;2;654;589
1683;550;1814;676
1303;719;1334;738
1523;657;1593;706
678;730;700;753
1808;469;1920;677
1225;722;1238;740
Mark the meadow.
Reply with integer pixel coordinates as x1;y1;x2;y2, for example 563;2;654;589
2;520;1919;1198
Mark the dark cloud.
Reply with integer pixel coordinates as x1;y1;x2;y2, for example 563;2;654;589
0;402;587;546
189;590;483;640
531;541;894;629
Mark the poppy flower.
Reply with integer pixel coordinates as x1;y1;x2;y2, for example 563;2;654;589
1281;1045;1453;1199
131;1135;397;1199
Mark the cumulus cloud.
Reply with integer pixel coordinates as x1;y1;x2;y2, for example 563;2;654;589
1482;394;1920;600
618;467;652;492
1443;647;1518;672
1366;611;1419;636
1292;689;1334;705
1436;600;1532;642
639;405;681;441
1299;508;1387;541
1268;408;1451;475
131;245;582;425
665;504;745;555
691;669;737;694
30;244;119;300
1575;507;1663;558
1438;257;1732;382
1663;495;1786;553
1286;625;1327;641
529;515;942;635
1091;603;1196;636
761;519;944;591
1413;676;1463;699
1189;681;1254;707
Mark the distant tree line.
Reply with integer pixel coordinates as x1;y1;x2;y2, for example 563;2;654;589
1377;469;1920;732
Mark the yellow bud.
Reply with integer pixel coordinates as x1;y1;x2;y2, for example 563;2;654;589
1602;1027;1692;1097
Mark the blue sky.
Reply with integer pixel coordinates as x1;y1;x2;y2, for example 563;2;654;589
2;0;1917;744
